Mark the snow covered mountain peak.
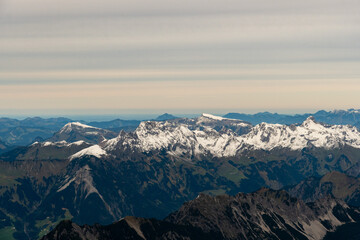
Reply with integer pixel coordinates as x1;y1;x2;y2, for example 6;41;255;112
301;116;320;128
133;121;200;153
241;117;360;151
60;122;99;134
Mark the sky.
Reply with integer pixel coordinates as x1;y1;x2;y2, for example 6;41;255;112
0;0;359;116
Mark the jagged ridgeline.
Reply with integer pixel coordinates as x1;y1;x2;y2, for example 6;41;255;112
2;113;360;239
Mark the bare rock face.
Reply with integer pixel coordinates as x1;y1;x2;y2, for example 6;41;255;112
167;188;360;240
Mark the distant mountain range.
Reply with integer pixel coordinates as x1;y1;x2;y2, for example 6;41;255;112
0;114;179;149
224;109;360;126
0;117;140;148
1;109;360;148
154;113;178;121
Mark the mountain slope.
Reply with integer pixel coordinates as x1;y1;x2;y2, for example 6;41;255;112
1;141;92;162
286;171;360;206
49;122;117;144
0;117;74;146
0;117;133;147
0;140;9;154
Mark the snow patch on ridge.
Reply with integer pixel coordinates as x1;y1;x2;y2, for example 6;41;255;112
72;140;86;146
198;113;250;127
68;122;98;129
37;140;87;148
43;140;68;147
70;145;107;160
202;113;228;121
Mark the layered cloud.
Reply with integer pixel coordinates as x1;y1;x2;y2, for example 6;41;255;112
0;0;359;113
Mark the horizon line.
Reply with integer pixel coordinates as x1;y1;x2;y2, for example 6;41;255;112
0;108;358;121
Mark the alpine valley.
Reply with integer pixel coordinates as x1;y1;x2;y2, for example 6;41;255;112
3;111;360;239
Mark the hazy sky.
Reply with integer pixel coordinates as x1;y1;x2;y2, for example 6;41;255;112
0;0;359;116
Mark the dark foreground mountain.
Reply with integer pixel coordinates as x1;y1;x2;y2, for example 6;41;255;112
3;114;360;239
42;188;360;240
41;217;216;240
